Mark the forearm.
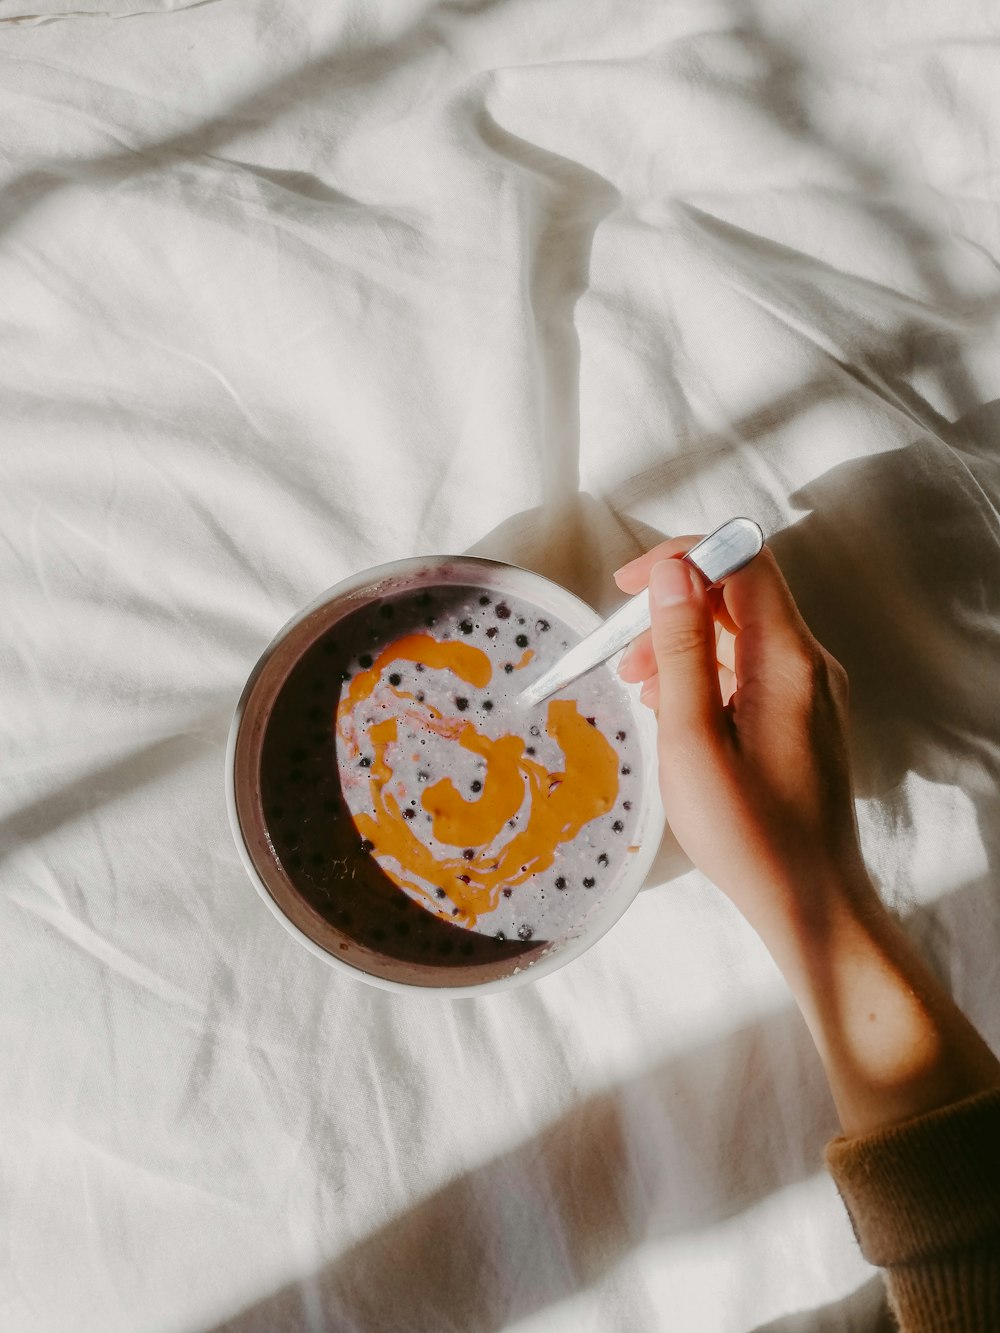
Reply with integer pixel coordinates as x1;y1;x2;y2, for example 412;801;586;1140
746;864;1000;1138
629;534;1000;1324
747;866;1000;1331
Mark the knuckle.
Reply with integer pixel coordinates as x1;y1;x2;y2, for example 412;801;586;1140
781;643;850;713
653;621;707;660
781;641;820;701
826;652;850;698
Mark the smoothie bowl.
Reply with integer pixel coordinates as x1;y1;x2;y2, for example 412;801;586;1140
226;556;664;995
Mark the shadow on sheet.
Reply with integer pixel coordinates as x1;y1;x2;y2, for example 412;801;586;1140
204;415;1000;1333
64;2;994;1327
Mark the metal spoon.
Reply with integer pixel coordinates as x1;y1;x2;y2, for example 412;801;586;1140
518;517;764;709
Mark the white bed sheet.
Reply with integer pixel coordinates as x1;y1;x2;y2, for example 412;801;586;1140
2;1;1000;1330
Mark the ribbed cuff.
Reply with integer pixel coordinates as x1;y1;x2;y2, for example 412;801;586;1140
824;1087;1000;1268
887;1241;1000;1333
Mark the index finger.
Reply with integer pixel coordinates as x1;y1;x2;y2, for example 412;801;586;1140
614;533;730;632
613;535;705;594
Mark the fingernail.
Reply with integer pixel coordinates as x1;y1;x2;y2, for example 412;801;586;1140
649;558;697;608
639;678;657;706
613;554;640;580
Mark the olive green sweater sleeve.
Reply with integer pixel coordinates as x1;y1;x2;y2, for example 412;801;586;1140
825;1088;1000;1332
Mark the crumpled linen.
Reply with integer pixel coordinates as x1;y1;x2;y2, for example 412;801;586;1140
2;2;1000;1330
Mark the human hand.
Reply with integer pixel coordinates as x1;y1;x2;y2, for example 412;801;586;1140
615;536;872;931
616;536;1000;1138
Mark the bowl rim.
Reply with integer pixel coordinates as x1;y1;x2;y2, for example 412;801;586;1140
225;554;665;997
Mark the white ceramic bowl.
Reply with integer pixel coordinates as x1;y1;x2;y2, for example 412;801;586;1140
226;555;664;996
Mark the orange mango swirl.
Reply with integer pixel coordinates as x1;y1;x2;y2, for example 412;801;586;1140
335;632;620;926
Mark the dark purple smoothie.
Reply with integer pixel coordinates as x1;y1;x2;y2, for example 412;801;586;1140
250;581;642;980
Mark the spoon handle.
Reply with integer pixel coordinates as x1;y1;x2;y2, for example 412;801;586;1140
518;518;764;709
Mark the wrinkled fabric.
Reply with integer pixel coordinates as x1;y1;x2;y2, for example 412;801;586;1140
2;2;1000;1331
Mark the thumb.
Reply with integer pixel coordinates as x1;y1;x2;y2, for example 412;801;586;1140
647;558;724;747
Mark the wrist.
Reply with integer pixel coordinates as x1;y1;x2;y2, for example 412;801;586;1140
747;865;1000;1136
734;852;883;964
